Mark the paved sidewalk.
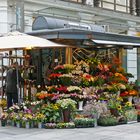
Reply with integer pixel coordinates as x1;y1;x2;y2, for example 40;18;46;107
0;123;140;140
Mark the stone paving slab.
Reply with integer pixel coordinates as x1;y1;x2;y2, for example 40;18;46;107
0;123;140;140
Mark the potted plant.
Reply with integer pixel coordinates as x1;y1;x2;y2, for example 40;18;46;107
45;123;57;129
41;103;61;123
74;118;95;128
57;98;77;122
0;112;8;127
34;112;45;128
97;114;118;126
22;113;33;128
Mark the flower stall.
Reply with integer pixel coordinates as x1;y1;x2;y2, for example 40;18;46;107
1;57;139;128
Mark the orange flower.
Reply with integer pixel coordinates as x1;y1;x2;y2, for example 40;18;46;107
128;90;138;96
114;72;128;82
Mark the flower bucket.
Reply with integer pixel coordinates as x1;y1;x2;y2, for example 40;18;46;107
62;109;71;123
11;120;16;127
38;122;43;129
128;96;133;103
1;120;6;127
16;122;21;128
78;101;83;111
25;122;30;129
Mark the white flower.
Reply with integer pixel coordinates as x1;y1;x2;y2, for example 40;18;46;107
67;86;82;92
23;106;27;110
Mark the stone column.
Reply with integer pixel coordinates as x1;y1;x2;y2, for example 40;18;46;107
130;0;135;15
0;0;8;33
94;0;100;7
82;0;86;5
136;0;140;16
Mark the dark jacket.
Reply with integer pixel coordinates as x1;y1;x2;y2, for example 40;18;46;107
5;68;24;93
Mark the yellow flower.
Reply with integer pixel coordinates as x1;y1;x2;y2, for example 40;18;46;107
117;97;123;102
125;102;132;107
117;105;122;110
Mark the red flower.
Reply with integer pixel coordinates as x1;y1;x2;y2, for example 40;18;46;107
49;73;62;79
120;91;129;97
56;86;67;93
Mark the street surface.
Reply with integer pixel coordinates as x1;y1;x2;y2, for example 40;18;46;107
0;123;140;140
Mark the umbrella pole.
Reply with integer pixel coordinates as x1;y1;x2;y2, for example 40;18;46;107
15;49;19;103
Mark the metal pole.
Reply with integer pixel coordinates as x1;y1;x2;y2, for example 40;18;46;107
137;48;140;87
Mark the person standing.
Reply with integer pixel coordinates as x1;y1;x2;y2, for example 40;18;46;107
5;62;24;108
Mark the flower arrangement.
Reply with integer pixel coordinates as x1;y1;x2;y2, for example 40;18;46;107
0;98;7;109
34;113;45;123
47;86;57;93
0;112;8;126
74;118;95;128
56;122;75;128
81;73;94;87
22;113;33;123
54;65;64;73
59;74;74;86
97;114;118;126
14;112;23;123
75;60;90;73
107;94;122;109
57;98;77;110
83;101;108;119
35;92;47;100
41;103;60;123
0;112;8;121
67;86;82;93
123;101;133;111
45;123;57;129
63;64;75;73
8;104;20;113
56;86;67;93
35;92;56;101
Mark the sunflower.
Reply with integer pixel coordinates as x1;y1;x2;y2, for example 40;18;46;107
117;105;122;110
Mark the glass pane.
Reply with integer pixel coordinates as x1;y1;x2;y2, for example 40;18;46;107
116;0;126;5
103;0;114;3
116;5;126;12
102;2;114;10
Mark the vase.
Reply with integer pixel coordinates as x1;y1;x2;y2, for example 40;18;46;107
137;115;140;122
16;122;21;128
94;119;97;127
128;96;133;103
62;109;71;123
38;122;43;129
11;120;16;126
25;122;30;129
117;91;120;97
78;101;84;111
1;120;6;127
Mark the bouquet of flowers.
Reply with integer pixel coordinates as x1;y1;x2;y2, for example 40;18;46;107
0;98;7;109
57;98;77;111
67;86;82;93
34;113;45;123
59;74;73;86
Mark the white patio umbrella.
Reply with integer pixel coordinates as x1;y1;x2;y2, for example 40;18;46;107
0;31;66;51
0;31;67;101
